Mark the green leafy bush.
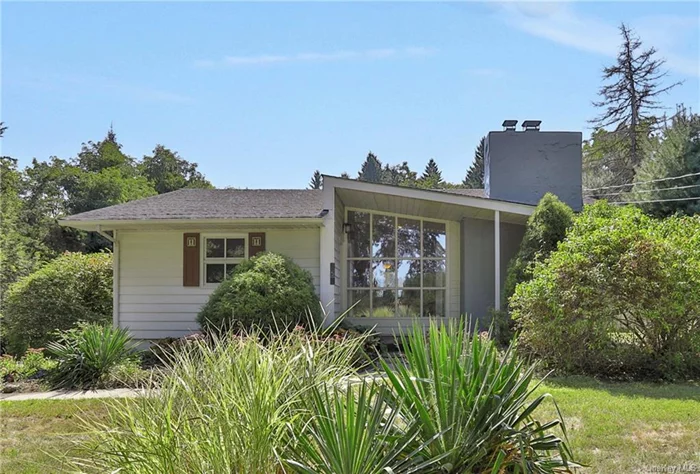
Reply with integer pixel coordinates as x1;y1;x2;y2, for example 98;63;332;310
498;193;574;343
47;323;137;390
511;202;700;380
2;252;112;355
197;252;320;333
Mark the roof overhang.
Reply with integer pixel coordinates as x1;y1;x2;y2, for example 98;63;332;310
59;217;325;232
323;176;535;224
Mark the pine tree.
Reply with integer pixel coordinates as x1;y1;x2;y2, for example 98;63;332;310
308;170;323;189
418;158;444;189
358;152;383;183
463;136;485;189
589;23;681;183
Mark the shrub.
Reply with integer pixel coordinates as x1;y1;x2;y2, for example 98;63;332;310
380;320;579;473
2;252;112;355
197;252;320;333
73;327;369;473
511;202;700;380
47;323;137;390
1;349;56;383
498;193;574;343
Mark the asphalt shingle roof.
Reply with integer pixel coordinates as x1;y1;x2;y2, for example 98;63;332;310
62;189;325;221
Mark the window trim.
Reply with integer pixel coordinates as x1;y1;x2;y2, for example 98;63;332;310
343;207;449;318
201;233;248;287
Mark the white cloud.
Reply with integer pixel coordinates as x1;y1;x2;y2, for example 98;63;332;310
498;3;699;77
195;47;434;68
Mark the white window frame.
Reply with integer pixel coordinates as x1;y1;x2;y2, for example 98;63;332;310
343;208;449;318
201;233;248;287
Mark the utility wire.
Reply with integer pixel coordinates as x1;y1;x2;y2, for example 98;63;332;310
612;196;700;205
585;183;700;197
583;171;700;192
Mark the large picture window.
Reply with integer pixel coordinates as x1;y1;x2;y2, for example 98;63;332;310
203;236;247;284
346;210;446;318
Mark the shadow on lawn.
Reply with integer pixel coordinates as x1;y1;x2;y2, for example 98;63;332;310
543;375;700;402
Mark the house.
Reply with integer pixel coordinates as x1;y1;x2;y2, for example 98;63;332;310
60;121;583;340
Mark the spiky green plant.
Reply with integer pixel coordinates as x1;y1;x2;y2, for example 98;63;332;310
286;380;446;474
381;320;579;473
47;323;136;390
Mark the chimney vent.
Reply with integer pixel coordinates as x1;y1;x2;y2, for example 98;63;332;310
502;120;518;131
522;120;542;131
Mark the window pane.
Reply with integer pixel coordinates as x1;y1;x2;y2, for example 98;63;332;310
206;264;225;283
348;260;371;288
423;221;446;258
397;259;421;288
422;290;445;317
372;214;395;258
372;260;396;288
225;264;238;278
397;289;421;317
347;290;370;317
397;218;421;257
206;238;225;258
347;211;370;258
372;290;396;317
423;260;446;287
226;238;245;258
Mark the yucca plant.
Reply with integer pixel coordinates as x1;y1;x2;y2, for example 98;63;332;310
47;323;136;390
71;322;370;473
381;320;580;473
286;380;446;474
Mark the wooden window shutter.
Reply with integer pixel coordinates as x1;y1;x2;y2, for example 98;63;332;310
183;233;200;286
249;232;266;257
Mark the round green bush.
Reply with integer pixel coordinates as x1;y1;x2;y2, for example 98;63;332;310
196;252;320;333
2;252;112;355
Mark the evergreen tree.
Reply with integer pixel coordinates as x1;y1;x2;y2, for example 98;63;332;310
308;170;323;189
383;162;417;187
588;23;680;189
631;105;700;217
358;152;383;183
463;136;485;189
418;158;444;189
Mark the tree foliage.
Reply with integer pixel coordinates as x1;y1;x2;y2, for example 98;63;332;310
497;194;574;343
308;170;323;190
417;158;444;189
358;152;383;183
462;136;485;189
511;202;700;380
141;145;212;194
631;106;700;217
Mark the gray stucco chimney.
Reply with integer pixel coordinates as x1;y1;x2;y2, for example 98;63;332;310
484;122;583;211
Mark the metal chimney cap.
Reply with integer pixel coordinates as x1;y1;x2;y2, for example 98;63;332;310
502;120;518;130
522;120;542;130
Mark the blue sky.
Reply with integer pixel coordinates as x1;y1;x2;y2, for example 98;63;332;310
2;1;698;189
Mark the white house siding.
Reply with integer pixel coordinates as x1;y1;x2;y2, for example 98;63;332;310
118;228;321;340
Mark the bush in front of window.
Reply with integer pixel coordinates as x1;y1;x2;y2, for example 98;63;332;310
2;252;113;356
196;252;321;333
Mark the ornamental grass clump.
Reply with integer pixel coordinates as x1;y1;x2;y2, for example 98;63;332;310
73;323;369;474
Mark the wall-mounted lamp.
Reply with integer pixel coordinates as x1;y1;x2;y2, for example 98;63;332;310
343;222;352;233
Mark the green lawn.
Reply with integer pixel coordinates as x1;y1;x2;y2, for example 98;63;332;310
1;378;699;473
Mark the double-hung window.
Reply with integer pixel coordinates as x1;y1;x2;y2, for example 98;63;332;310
346;210;447;318
203;236;247;284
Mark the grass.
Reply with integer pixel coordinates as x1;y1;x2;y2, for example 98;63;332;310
0;399;112;474
0;378;698;473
